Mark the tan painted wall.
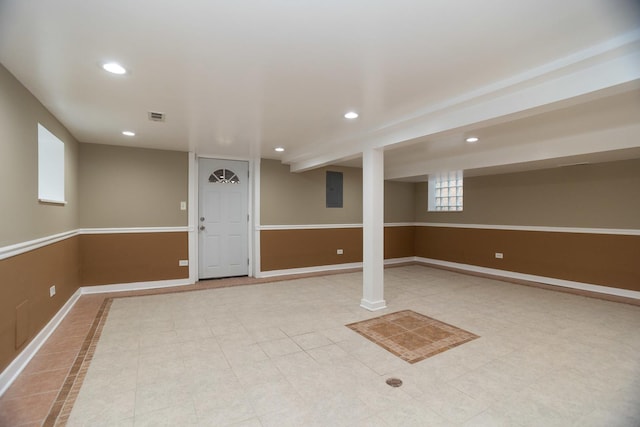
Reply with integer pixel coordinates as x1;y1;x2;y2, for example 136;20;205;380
80;232;189;286
79;144;188;228
415;159;640;229
260;159;363;225
415;226;640;291
0;63;79;247
260;226;415;271
0;64;81;372
384;181;416;223
0;238;80;372
260;159;415;224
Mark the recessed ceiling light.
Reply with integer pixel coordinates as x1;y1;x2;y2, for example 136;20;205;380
344;111;359;119
122;131;135;136
102;62;127;75
465;136;479;143
275;147;285;152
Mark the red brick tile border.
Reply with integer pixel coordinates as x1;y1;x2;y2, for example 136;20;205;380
43;298;112;427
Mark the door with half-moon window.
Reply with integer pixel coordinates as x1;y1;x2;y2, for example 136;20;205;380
198;158;249;279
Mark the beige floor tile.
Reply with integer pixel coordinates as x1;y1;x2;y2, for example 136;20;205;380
183;351;230;374
305;343;351;365
179;336;223;356
258;337;303;358
175;326;213;342
244;377;304;416
232;358;284;387
209;320;249;336
377;399;449;427
68;389;136;426
80;367;138;396
462;407;516;427
259;406;310;427
356;415;391;426
291;331;333;350
417;380;491;423
318;325;360;343
136;358;186;385
303;390;373;426
489;392;572;427
182;367;239;395
228;417;263;427
246;326;288;343
133;401;199;427
192;387;255;426
222;342;270;367
30;265;640;427
355;378;415;413
450;358;532;403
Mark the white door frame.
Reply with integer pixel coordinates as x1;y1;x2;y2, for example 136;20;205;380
189;154;257;283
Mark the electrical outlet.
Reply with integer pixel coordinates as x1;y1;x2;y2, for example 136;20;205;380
495;252;504;259
49;285;56;297
337;249;344;255
179;260;189;266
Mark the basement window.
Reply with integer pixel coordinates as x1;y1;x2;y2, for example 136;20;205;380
428;170;463;211
37;124;66;204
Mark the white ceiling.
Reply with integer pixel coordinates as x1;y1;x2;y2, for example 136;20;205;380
1;0;639;180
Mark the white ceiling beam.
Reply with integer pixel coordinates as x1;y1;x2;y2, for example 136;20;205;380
385;123;640;180
287;30;640;173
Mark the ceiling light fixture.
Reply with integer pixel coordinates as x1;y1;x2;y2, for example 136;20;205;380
344;111;359;119
102;62;127;75
122;131;135;136
465;136;479;143
275;147;285;152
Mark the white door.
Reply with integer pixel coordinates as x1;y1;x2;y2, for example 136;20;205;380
198;158;249;279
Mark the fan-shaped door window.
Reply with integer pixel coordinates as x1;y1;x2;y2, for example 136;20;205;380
209;168;240;184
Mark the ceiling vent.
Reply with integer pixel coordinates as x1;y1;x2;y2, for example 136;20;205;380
148;111;165;122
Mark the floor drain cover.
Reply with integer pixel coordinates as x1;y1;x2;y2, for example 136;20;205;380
386;378;403;387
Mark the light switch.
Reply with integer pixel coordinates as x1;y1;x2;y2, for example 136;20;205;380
180;201;187;211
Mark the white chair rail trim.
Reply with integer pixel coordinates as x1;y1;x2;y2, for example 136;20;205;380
0;227;191;260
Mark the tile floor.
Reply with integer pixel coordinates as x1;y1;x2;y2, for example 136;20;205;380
0;273;325;427
2;265;640;426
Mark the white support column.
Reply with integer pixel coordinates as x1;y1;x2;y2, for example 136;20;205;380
361;148;386;311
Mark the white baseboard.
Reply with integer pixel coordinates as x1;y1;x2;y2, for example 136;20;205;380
256;262;363;278
255;257;414;278
415;257;640;300
81;278;193;295
384;257;415;265
0;288;82;397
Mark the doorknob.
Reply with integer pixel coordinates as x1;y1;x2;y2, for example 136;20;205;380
200;217;205;221
199;225;205;231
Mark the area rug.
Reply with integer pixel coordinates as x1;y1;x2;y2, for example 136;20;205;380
346;310;479;364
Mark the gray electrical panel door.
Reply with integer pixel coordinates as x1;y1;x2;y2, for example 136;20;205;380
326;171;343;208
